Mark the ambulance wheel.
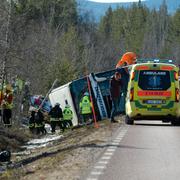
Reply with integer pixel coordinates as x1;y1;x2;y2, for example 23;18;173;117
125;115;134;125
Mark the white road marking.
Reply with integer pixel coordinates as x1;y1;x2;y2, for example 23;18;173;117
101;156;111;160
86;126;129;180
112;141;120;143
117;135;124;137
108;145;117;149
116;137;123;139
115;140;122;142
120;131;127;134
117;133;126;137
117;136;124;139
91;171;103;175
113;140;121;142
98;161;109;164
94;166;106;169
114;138;121;141
104;152;114;156
106;148;116;152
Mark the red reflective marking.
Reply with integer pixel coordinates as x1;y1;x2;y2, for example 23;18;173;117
161;66;174;70
138;91;171;96
136;66;149;70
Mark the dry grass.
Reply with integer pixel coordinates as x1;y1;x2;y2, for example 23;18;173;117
0;125;34;152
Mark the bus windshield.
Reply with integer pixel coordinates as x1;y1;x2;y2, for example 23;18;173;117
138;70;171;91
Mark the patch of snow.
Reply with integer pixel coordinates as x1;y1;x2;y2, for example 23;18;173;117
23;134;63;150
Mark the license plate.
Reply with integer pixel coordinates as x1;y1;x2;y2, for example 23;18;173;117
145;100;164;104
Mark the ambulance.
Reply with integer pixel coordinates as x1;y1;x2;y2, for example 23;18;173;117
125;59;180;125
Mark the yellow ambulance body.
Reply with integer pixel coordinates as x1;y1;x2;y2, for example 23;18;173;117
125;61;180;125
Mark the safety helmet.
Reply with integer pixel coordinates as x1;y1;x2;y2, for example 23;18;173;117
5;84;12;91
55;102;60;106
65;104;70;108
84;92;89;96
25;81;30;86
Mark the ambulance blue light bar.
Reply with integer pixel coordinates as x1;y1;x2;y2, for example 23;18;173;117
137;59;174;64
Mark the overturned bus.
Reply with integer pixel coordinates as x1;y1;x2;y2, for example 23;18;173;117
49;68;128;126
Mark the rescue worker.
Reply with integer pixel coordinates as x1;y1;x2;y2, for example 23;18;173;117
15;76;24;94
110;72;123;123
117;62;130;114
34;109;46;135
48;103;64;133
11;75;24;95
2;84;13;127
28;109;36;133
63;104;73;129
79;92;92;125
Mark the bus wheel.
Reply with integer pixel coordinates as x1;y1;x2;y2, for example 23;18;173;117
125;115;134;125
171;119;179;126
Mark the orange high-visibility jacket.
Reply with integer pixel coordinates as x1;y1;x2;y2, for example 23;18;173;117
116;52;137;68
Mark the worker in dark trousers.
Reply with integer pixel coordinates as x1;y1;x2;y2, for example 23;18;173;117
63;104;73;129
110;72;123;123
2;84;13;127
29;110;35;133
117;62;130;114
49;103;64;133
34;109;46;135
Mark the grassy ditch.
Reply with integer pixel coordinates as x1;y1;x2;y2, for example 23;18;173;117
0;126;33;152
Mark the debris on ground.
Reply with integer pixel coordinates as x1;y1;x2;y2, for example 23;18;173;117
0;151;11;162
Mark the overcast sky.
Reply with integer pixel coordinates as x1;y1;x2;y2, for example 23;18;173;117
88;0;146;3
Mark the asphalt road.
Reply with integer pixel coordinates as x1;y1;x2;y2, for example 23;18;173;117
86;121;180;180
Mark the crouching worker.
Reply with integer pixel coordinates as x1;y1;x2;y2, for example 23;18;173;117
34;109;46;135
63;104;73;129
48;103;64;133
